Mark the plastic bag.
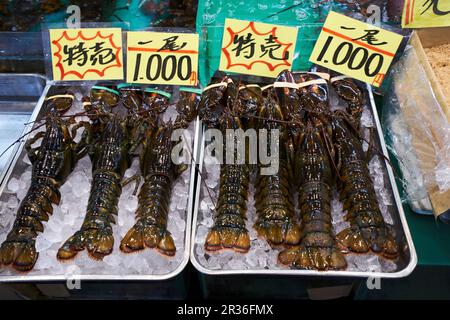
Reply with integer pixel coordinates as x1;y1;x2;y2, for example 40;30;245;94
381;45;450;218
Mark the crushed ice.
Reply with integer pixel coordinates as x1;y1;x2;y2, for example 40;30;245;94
0;87;193;277
194;87;399;273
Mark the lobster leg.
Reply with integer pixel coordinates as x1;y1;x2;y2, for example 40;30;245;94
25;131;45;163
70;121;90;139
72;121;91;161
121;174;141;196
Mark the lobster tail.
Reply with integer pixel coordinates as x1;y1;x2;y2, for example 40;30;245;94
278;245;347;270
120;173;176;256
58;227;115;260
205;228;250;253
205;164;250;253
254;161;300;246
0;173;66;270
0;239;38;271
58;170;121;260
121;224;176;256
336;217;399;259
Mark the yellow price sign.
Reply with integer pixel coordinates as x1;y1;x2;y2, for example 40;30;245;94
219;18;298;78
49;28;123;81
126;32;199;86
309;11;403;87
402;0;450;28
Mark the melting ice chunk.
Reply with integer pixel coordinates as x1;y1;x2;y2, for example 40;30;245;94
6;196;18;209
35;236;53;252
195;225;209;244
7;178;20;193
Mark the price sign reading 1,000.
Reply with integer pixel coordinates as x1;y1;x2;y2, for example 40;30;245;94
316;36;384;78
132;53;193;82
309;11;403;87
126;31;199;86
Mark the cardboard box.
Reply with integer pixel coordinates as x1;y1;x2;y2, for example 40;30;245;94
414;28;450;122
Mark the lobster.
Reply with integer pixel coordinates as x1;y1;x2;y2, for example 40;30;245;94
57;85;133;260
254;88;300;246
332;115;399;259
0;88;82;271
278;122;346;270
120;122;179;255
275;71;346;270
200;77;251;253
120;87;198;255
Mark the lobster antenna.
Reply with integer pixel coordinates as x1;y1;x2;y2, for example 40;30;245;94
129;93;144;114
2;95;95;159
23;109;100;127
335;109;394;168
159;87;219;210
181;121;218;210
245;114;291;125
0;121;47;159
320;124;342;181
0;102;74;159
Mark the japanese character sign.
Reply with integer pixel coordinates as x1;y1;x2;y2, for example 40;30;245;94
309;11;403;87
126;31;199;86
219;19;298;78
49;28;123;81
402;0;450;28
